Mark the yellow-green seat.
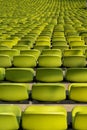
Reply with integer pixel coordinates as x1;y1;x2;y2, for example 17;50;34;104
0;105;21;129
72;106;87;129
0;68;5;81
63;49;83;56
0;55;12;67
63;55;86;67
13;55;37;68
32;83;66;101
22;105;67;130
65;68;87;82
12;45;30;50
36;68;63;82
20;49;40;60
0;83;30;101
38;55;62;67
41;49;61;57
5;68;34;82
69;83;87;102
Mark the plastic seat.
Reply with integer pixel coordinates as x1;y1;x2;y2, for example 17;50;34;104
5;68;34;82
13;55;37;68
0;49;20;58
22;105;67;130
0;105;21;129
65;68;87;82
71;45;87;53
35;41;51;47
52;45;69;51
0;45;10;50
41;49;61;57
0;83;30;101
63;49;83;56
52;41;67;46
12;45;30;50
0;68;5;81
67;36;82;43
20;49;40;60
0;55;12;67
32;83;66;101
36;68;63;82
72;106;87;129
38;55;62;67
69;83;87;102
69;40;85;47
63;55;86;67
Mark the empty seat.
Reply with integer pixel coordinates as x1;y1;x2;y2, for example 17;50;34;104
52;45;69;51
35;41;50;46
20;49;40;59
0;49;20;57
12;45;30;50
0;55;12;67
0;83;30;101
36;68;63;82
41;49;61;57
22;105;67;130
52;41;67;46
72;106;87;129
67;36;82;43
0;45;10;50
69;83;87;102
5;68;34;82
33;45;50;52
63;55;86;67
13;55;37;68
71;45;87;52
0;68;5;81
63;49;83;56
0;105;21;129
69;40;85;47
38;55;62;67
32;83;66;101
65;68;87;82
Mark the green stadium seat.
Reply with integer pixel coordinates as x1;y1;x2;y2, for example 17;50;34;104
0;49;20;58
35;41;51;47
0;68;5;81
0;105;21;129
41;49;61;57
12;45;30;50
5;68;34;82
52;45;69;51
69;40;85;47
20;49;40;60
0;55;12;67
63;49;83;56
65;68;87;82
72;106;87;129
0;45;10;50
13;55;37;68
0;83;30;101
69;83;87;102
67;36;82;43
22;105;67;130
32;83;66;101
36;68;63;82
63;55;86;67
38;55;62;67
52;41;67;46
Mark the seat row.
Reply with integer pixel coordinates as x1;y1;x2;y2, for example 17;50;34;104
0;83;87;102
0;104;87;130
1;67;87;82
0;48;87;68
